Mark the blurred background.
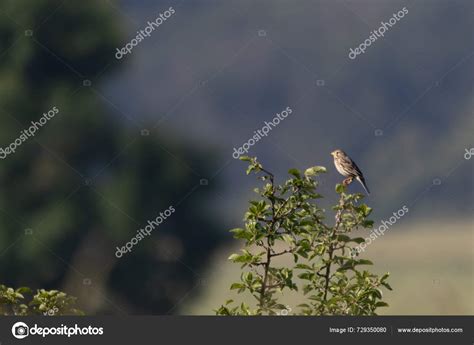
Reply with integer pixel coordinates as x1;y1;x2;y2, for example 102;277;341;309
0;0;472;315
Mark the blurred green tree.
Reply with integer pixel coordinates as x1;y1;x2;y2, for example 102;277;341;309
0;0;224;314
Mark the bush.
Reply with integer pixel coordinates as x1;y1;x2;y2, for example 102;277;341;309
216;157;391;315
0;284;82;316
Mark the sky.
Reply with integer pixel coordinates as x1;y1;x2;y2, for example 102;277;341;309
100;0;473;226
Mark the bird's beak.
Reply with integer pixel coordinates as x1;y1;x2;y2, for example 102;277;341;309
330;151;335;157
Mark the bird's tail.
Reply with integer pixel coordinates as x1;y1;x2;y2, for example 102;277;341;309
356;176;370;195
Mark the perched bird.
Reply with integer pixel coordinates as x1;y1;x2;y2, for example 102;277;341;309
331;149;370;195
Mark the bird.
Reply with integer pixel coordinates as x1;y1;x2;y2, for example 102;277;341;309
331;149;370;195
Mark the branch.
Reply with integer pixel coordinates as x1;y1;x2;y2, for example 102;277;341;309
322;192;345;304
270;249;292;258
258;167;276;312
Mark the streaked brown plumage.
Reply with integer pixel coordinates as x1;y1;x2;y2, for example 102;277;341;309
331;149;370;195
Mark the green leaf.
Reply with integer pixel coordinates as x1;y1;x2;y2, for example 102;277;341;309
288;169;301;178
230;283;245;290
362;220;374;228
337;260;355;271
297;303;311;309
335;184;345;194
351;237;366;244
16;287;31;295
337;235;351;242
358;204;372;217
337;236;366;244
304;166;327;177
230;228;252;241
298;272;314;280
281;234;294;245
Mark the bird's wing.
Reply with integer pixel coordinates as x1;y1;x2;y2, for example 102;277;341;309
348;157;364;177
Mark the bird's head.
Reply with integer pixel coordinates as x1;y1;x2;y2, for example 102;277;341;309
331;149;344;158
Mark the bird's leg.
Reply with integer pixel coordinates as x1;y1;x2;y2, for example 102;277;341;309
342;176;353;186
